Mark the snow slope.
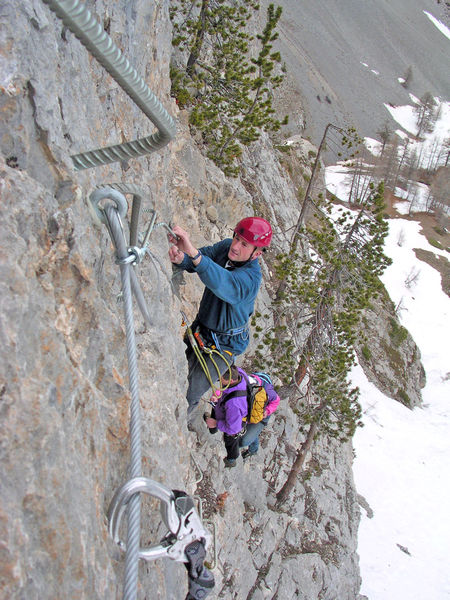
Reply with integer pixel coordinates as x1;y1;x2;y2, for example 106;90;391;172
263;0;450;156
353;219;450;600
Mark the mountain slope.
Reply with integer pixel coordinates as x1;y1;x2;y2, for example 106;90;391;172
265;0;450;153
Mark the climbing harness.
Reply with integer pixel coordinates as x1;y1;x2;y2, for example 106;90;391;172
41;0;176;170
181;311;233;395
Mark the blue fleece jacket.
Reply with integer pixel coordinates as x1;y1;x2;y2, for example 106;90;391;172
177;238;262;354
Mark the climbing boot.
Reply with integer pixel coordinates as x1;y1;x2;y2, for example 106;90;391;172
223;458;237;468
241;448;257;461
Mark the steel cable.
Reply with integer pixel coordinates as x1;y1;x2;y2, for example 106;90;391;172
105;204;142;600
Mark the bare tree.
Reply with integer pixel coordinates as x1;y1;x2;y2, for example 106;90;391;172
405;267;421;288
380;136;401;188
407;182;420;215
425;138;443;173
394;297;407;315
401;66;413;89
429;166;450;227
377;121;393;154
393;139;410;191
415;93;438;138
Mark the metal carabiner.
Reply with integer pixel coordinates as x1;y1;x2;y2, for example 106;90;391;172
141;210;179;250
159;491;211;563
107;477;211;563
181;311;198;349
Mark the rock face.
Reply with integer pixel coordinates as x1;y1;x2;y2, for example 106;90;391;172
355;291;426;408
0;2;422;599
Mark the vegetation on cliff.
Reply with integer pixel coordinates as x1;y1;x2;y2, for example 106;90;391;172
169;1;287;175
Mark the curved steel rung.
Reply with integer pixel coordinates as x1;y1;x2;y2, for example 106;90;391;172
41;0;176;170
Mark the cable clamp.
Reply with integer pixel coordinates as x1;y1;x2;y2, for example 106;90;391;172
115;253;136;265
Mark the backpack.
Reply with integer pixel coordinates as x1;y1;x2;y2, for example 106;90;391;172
246;372;273;423
224;372;273;424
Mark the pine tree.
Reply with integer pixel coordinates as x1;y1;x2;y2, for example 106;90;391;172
170;1;287;175
251;182;392;505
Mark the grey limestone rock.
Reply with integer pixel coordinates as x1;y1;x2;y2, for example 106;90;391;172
0;1;425;599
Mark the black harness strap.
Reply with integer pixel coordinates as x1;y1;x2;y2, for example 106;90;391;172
222;388;247;402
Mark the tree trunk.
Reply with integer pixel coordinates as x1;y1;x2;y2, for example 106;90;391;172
293;124;333;243
276;421;318;506
186;0;208;77
294;360;307;387
273;123;343;304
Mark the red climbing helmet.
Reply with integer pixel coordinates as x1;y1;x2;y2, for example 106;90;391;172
234;217;272;247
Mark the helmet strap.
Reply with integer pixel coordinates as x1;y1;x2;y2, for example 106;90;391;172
227;258;250;268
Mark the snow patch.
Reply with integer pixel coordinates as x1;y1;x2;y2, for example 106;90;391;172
423;10;450;41
384;103;418;136
325;163;353;201
365;137;383;156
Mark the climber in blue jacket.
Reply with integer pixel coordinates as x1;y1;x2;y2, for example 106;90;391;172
168;217;272;426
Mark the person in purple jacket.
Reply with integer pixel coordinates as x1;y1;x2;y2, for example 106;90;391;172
204;367;280;467
168;217;272;427
204;365;249;467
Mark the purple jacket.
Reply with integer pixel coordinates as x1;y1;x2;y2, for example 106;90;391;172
214;367;248;435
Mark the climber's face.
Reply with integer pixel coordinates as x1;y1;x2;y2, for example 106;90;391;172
228;234;262;262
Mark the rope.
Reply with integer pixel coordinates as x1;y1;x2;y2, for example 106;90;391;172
182;319;232;396
195;345;232;395
105;205;142;600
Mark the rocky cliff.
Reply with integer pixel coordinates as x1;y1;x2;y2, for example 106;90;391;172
0;2;422;599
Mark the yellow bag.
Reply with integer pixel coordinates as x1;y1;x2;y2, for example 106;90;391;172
248;387;268;424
